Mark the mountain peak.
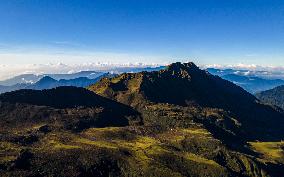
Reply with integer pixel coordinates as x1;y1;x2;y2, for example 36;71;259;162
39;76;57;82
166;62;198;71
162;62;201;79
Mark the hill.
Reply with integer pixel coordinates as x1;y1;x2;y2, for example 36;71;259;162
256;85;284;110
0;87;141;131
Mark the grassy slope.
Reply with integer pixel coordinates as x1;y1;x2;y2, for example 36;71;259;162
0;124;272;177
249;141;284;163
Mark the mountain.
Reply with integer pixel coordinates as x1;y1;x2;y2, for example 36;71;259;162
0;66;165;87
222;74;284;93
207;68;284;93
89;62;284;141
256;85;284;110
0;86;141;131
1;63;284;177
48;71;104;80
0;83;30;94
0;74;42;86
207;67;284;79
27;73;114;90
26;76;58;90
0;71;104;86
0;73;115;93
206;68;239;76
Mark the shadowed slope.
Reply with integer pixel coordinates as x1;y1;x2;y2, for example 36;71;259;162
256;85;284;110
0;86;141;131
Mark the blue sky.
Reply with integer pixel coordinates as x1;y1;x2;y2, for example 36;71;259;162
0;0;284;66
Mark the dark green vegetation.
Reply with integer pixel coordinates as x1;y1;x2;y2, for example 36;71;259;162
0;62;284;177
256;85;284;110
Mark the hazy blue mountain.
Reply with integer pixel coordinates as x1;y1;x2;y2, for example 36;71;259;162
0;71;104;86
207;68;284;79
206;68;239;76
0;83;31;94
0;73;115;93
26;76;58;90
207;68;284;93
222;74;284;93
0;74;42;86
26;73;115;90
47;71;104;80
0;66;165;87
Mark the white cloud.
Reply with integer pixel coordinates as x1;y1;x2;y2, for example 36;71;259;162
203;63;284;79
0;49;171;80
203;63;284;71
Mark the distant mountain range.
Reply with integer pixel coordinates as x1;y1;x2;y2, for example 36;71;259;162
0;73;114;94
26;73;115;90
207;68;284;93
0;66;165;94
0;71;105;86
1;66;283;94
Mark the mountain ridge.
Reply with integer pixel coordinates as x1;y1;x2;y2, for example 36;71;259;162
0;86;141;131
256;85;284;110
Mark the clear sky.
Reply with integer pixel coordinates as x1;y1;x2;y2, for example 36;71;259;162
0;0;284;66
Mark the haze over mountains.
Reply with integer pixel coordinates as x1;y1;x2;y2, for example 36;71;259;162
207;68;284;93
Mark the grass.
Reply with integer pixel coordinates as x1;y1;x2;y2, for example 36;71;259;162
0;142;22;163
183;152;220;166
0;126;272;176
74;138;118;149
158;127;212;145
249;141;284;162
182;128;211;135
48;139;81;150
82;127;120;136
127;77;142;91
